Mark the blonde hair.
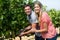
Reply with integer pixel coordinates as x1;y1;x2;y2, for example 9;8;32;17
34;1;43;8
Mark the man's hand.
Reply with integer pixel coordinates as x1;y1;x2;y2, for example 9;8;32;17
19;28;37;37
19;32;25;36
20;29;36;36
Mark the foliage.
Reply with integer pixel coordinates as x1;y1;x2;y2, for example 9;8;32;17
48;9;60;27
0;0;33;38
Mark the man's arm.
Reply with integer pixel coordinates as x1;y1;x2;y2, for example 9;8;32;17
24;25;32;32
20;23;37;36
20;11;38;36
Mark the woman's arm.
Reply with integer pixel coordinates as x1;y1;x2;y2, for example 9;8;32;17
36;22;48;33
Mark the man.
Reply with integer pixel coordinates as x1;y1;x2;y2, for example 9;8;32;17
20;4;44;40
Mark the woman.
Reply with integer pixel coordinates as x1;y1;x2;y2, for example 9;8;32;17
34;1;57;40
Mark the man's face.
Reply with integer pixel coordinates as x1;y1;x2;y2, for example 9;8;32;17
24;6;31;15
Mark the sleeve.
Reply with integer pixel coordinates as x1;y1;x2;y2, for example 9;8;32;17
31;12;38;24
31;17;38;23
42;12;49;23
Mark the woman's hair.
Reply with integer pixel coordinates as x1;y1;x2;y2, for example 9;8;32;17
34;1;43;17
34;1;43;8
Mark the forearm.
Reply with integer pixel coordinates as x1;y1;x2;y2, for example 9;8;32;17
23;30;32;35
24;25;31;32
36;29;48;33
25;25;31;30
31;23;36;29
37;23;48;33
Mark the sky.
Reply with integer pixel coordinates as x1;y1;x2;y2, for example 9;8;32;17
33;0;60;10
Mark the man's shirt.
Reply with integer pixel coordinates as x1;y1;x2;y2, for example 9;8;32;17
27;11;41;37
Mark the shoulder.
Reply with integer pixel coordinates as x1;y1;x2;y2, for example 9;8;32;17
31;11;37;18
42;11;49;18
42;11;51;21
31;11;36;16
41;11;50;21
42;11;48;16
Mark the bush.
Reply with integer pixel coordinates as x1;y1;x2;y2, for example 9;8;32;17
48;9;60;27
0;0;33;38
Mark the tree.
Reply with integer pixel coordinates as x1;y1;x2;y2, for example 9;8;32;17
0;0;33;38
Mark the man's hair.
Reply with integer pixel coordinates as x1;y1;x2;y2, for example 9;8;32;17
24;4;31;8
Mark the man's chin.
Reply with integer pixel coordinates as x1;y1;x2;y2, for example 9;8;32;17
35;12;39;14
27;13;31;15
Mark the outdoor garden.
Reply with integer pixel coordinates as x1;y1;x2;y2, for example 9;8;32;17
0;0;60;40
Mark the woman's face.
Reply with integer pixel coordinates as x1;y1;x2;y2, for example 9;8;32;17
34;4;41;14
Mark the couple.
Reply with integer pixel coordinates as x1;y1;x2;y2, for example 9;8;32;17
20;1;57;40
